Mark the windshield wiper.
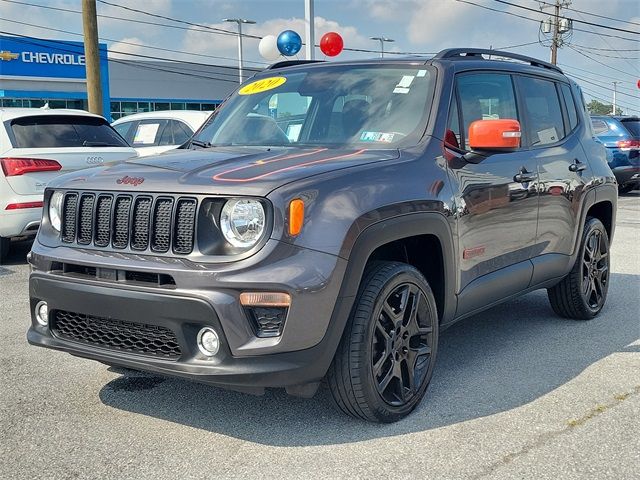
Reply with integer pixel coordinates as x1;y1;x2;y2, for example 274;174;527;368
190;139;213;148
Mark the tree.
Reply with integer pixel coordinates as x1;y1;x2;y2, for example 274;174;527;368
587;99;622;116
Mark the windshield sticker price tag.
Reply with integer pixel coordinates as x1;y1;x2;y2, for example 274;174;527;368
239;77;287;95
134;123;160;144
360;131;395;143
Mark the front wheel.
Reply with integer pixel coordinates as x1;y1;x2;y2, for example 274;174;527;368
547;217;610;319
327;261;439;422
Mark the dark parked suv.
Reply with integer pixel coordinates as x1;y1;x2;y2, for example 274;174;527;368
28;49;617;422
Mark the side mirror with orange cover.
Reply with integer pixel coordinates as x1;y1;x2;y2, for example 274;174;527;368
468;119;521;151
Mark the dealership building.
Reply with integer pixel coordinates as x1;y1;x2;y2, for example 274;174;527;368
0;35;254;121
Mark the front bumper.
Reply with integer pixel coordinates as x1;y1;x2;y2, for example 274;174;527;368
27;240;353;391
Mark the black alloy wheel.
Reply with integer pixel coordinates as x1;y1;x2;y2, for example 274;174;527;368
328;261;439;422
372;282;434;406
548;217;610;320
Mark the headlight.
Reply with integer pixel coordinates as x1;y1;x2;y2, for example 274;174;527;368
49;191;64;232
220;198;265;248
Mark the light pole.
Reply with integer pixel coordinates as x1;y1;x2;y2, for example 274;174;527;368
223;18;256;84
370;36;394;58
304;0;315;60
612;81;620;115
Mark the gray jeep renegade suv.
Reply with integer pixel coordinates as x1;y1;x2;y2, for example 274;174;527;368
27;49;617;422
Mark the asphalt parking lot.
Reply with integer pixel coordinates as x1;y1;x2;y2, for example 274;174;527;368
1;194;638;480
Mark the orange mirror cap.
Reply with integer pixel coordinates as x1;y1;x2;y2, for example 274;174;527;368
289;199;305;236
468;119;521;150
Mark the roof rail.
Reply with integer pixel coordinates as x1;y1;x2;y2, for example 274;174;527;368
266;60;325;70
434;48;563;74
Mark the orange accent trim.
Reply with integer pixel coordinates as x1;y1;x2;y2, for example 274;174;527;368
289;199;305;236
468;119;521;150
239;292;291;307
212;148;328;182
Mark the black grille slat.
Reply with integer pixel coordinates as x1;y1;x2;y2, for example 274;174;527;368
94;195;113;247
112;196;132;249
77;194;95;245
61;193;78;243
52;310;181;359
173;199;197;254
58;191;198;256
151;198;174;253
131;197;152;250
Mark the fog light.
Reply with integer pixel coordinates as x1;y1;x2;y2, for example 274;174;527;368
35;301;49;326
197;327;220;357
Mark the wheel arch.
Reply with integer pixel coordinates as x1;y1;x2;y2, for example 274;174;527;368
339;212;457;324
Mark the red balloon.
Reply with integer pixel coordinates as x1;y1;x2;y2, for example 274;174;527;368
320;32;344;57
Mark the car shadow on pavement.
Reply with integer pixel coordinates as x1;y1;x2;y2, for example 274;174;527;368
99;272;639;446
0;238;33;273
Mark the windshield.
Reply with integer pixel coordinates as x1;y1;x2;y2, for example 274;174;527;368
192;65;435;148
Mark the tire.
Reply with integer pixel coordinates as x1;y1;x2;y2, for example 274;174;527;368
547;217;610;320
0;237;9;265
327;261;439;423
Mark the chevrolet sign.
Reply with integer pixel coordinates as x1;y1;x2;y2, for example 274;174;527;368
21;51;86;65
0;50;19;61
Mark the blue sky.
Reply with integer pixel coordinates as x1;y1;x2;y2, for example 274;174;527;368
1;0;639;113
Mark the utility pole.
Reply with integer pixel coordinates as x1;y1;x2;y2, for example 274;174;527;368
304;0;315;60
550;0;560;65
224;18;256;84
370;36;394;58
81;0;103;115
612;81;619;115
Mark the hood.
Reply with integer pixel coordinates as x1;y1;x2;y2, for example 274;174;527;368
47;146;400;196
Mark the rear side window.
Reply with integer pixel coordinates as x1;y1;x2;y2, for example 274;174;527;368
560;84;579;131
456;73;519;150
112;121;135;144
620;119;640;138
517;76;565;146
10;115;128;148
591;119;609;135
158;120;193;146
131;119;169;147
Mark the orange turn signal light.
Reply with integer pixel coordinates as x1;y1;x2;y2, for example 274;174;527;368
239;292;291;307
288;199;305;236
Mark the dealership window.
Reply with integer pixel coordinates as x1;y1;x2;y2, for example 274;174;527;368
0;98;86;110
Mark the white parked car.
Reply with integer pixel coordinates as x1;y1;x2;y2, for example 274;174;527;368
0;108;137;262
111;110;211;157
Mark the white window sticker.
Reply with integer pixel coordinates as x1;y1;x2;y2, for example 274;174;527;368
360;131;395;143
393;87;410;94
134;123;160;145
537;127;558;144
397;75;415;88
416;69;427;77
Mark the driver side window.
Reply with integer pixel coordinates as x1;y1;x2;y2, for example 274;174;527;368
451;73;519;151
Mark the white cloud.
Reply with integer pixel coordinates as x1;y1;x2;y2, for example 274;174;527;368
182;15;372;65
107;37;150;59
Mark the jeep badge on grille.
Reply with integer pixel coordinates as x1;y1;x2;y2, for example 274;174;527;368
116;175;145;186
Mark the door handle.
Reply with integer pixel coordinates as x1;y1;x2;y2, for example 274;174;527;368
569;159;587;172
514;167;536;183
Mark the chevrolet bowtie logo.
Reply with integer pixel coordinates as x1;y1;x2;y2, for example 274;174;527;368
0;51;19;61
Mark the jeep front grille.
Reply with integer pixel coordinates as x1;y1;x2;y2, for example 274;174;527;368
52;310;182;359
60;192;197;255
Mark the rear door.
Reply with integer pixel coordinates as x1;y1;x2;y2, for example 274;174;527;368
2;114;136;195
517;77;592;283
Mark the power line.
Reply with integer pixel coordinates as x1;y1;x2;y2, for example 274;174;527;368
567;44;639;79
579;85;640;113
560;65;640;93
568;8;640;76
0;32;244;84
534;0;640;28
566;73;640;102
569;45;638;61
568;43;639;52
455;0;640;42
0;17;268;67
494;0;640;35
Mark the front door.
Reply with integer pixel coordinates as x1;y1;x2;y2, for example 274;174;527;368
445;72;539;316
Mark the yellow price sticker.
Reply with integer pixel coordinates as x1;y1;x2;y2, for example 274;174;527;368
238;76;287;95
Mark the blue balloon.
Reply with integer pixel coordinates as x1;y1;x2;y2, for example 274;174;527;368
277;30;302;56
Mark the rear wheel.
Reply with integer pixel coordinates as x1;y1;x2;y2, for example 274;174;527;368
547;217;610;319
327;261;439;422
0;237;10;264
